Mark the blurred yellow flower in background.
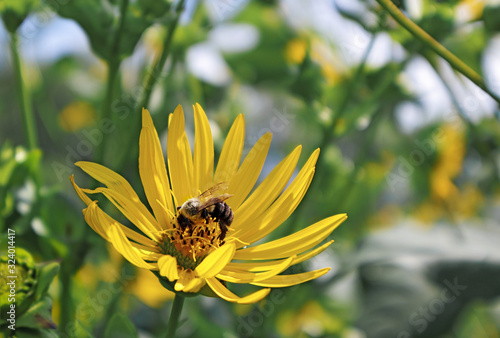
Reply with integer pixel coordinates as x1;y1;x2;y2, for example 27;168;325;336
58;101;96;132
127;268;175;308
71;104;346;304
285;38;307;65
456;0;485;21
430;123;465;201
416;123;484;222
284;36;342;86
277;301;343;337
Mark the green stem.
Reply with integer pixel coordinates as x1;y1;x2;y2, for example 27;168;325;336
423;53;473;124
59;264;74;336
114;0;185;170
375;0;500;105
95;0;129;165
165;294;184;337
10;32;37;150
316;35;376;180
136;0;185;111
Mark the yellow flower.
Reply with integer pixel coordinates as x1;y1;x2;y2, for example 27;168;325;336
277;301;344;337
430;124;465;201
127;268;175;308
285;38;307;65
70;104;346;304
58;101;96;132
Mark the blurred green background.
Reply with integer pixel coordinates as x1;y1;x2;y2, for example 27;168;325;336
1;0;500;337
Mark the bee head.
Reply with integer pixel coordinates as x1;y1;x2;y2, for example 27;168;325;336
179;198;202;217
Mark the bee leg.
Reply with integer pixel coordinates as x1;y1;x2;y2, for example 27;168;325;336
218;223;228;241
177;214;192;230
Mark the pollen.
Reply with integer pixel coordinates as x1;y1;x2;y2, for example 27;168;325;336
158;216;225;270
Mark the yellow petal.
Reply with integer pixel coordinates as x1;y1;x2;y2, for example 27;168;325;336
158;255;179;281
251;268;330;287
214;114;245;184
107;225;156;270
183;276;205;293
86;202;156;270
232;146;301;231
217;256;294;283
81;187;160;241
193;103;214;192
75;161;161;231
167;105;195;204
227;132;272;211
74;162;141;204
206;277;271;304
289;240;334;266
70;174;92;206
73;176;157;248
233;167;313;245
225;241;333;272
233;149;319;245
174;269;204;292
233;214;347;260
139;109;174;226
82;201;109;240
195;242;236;278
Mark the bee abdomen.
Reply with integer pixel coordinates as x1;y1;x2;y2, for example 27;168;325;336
211;202;233;225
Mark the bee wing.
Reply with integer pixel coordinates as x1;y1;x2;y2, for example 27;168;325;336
197;194;232;211
198;182;229;202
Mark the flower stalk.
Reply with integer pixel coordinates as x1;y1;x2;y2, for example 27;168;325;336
95;0;130;165
165;294;185;337
136;0;185;111
10;31;37;150
375;0;500;105
115;0;185;170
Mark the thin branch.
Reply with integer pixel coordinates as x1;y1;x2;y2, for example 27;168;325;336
376;0;500;106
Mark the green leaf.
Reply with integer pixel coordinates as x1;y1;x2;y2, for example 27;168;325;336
34;262;60;301
0;0;39;33
444;25;486;75
15;296;56;330
137;0;171;18
483;5;500;33
47;0;163;61
40;193;84;239
222;2;295;85
104;313;138;338
47;0;114;60
289;53;325;103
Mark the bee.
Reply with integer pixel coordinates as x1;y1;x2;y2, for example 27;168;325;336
176;183;234;241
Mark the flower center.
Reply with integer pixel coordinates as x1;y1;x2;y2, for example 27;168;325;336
158;215;226;270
